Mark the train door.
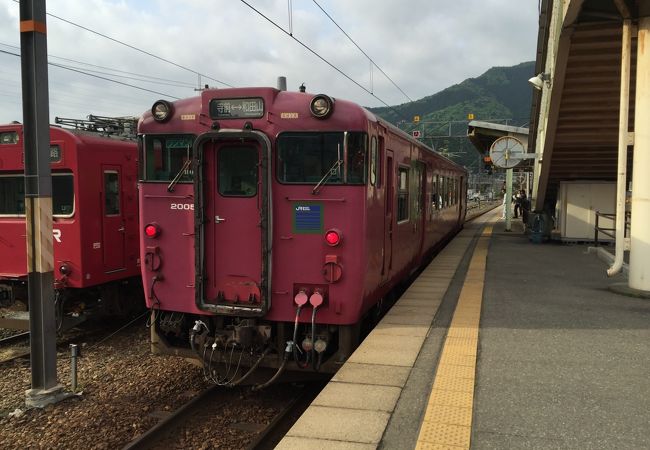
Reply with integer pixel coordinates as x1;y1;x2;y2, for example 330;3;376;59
417;161;426;251
381;150;394;283
101;166;126;272
459;175;465;222
201;138;266;311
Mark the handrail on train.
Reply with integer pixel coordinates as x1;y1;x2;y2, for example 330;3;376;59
594;210;631;247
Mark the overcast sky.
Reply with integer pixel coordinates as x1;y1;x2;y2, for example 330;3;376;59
0;0;539;124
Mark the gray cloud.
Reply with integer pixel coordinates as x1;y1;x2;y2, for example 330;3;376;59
0;0;538;123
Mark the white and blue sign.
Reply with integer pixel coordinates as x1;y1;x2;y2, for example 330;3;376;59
293;202;323;234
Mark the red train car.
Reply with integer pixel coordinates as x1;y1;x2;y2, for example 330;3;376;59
0;123;141;325
138;86;467;384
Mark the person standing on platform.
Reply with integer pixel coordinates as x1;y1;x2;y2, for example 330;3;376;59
514;189;527;219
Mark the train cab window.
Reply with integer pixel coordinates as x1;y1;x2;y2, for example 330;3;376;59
143;135;194;182
397;167;409;222
218;146;258;197
103;171;120;216
277;132;367;185
0;173;74;217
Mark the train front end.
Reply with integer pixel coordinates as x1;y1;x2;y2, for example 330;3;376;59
0;125;77;305
139;87;372;383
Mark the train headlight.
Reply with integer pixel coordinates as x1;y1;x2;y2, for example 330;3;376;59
309;94;334;119
325;229;342;246
144;223;161;238
151;100;173;122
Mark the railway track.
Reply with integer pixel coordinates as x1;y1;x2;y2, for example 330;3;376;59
0;331;30;364
122;381;326;450
245;382;325;450
0;313;148;365
0;331;29;346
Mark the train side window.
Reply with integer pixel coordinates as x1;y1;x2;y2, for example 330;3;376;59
53;173;74;217
346;133;367;185
397;167;409;222
432;174;439;210
0;173;74;217
377;136;384;188
441;177;449;208
369;139;376;186
104;171;120;216
218;145;258;197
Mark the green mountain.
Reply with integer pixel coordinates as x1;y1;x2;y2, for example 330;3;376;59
368;61;535;172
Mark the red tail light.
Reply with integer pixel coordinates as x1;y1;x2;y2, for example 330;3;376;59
325;229;341;246
144;223;161;238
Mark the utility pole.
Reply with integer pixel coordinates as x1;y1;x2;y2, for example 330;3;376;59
20;0;65;407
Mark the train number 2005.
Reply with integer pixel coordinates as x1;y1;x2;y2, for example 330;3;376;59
170;203;194;211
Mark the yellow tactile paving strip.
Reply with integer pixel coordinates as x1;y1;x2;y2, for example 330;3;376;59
277;211;498;450
415;225;493;450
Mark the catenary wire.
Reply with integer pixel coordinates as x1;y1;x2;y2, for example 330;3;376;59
311;0;414;103
9;0;234;88
0;42;196;88
238;0;407;119
0;49;180;99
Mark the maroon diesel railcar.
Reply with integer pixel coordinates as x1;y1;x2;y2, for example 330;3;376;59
0;122;141;327
138;85;467;385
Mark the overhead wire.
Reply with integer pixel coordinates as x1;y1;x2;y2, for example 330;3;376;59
0;42;196;88
310;0;414;103
9;0;234;88
238;0;407;119
0;49;180;99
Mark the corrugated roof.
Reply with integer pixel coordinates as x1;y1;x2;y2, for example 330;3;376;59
533;0;639;211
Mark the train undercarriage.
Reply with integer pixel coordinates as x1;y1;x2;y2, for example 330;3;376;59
150;310;362;387
0;277;143;332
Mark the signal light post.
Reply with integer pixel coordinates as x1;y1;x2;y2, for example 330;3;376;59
20;0;66;407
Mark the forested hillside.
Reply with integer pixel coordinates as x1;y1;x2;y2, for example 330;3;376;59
368;61;534;171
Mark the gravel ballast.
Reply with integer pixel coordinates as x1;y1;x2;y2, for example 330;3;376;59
0;322;212;449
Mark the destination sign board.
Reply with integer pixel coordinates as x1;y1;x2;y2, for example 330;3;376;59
50;145;62;163
210;98;264;119
166;137;193;149
20;145;62;165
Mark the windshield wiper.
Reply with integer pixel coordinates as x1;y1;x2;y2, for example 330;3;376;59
167;146;191;192
312;159;343;195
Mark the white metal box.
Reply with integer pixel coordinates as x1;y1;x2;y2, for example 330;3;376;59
556;181;616;241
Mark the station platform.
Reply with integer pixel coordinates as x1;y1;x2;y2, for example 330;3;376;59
277;207;650;449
